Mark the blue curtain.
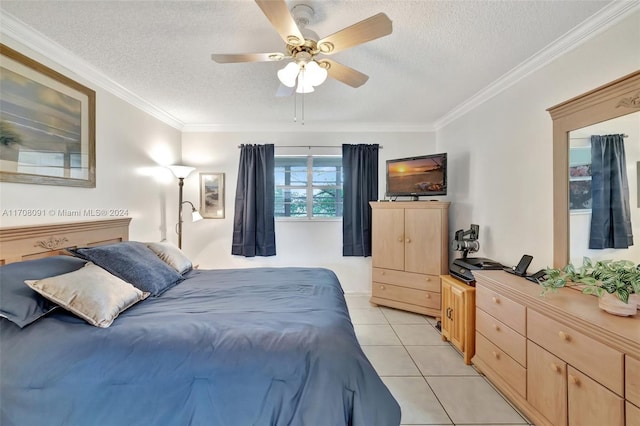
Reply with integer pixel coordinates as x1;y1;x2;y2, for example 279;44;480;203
589;134;633;249
342;144;379;256
231;144;276;257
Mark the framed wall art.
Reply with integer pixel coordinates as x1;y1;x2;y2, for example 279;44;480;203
200;172;225;219
0;44;96;187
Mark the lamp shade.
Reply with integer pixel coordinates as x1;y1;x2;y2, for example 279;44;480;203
168;165;196;179
304;61;328;86
191;210;204;222
277;62;300;88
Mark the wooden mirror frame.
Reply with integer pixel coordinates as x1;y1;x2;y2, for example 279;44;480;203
547;70;640;268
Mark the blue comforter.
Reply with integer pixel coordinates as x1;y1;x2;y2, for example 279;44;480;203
1;267;400;426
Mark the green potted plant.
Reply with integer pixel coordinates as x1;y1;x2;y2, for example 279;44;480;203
541;258;640;316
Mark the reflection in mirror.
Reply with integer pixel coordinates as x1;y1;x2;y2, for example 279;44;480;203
569;112;640;264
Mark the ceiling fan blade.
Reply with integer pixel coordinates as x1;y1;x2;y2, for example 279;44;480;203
255;0;305;47
276;83;295;97
317;13;392;55
320;59;369;88
211;53;287;63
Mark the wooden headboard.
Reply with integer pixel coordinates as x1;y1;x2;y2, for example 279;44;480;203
0;218;131;265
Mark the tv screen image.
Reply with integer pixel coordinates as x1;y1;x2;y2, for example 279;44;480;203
386;153;447;197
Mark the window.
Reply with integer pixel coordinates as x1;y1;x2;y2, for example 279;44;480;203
275;156;343;219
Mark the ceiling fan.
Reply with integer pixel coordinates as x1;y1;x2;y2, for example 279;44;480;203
211;0;393;95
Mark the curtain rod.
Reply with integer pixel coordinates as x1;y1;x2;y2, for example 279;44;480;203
570;134;628;140
238;145;383;149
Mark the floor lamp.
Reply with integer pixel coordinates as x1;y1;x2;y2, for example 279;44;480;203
168;165;203;249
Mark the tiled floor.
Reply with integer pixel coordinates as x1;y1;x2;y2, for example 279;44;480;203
344;293;533;426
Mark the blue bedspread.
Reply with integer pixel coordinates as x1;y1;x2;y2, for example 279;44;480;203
0;267;400;426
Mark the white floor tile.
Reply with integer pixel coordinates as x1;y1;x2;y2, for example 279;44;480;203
426;376;528;424
406;345;479;376
381;307;430;324
354;324;402;345
382;377;452;425
361;345;420;376
344;293;375;309
349;308;389;324
392;324;449;346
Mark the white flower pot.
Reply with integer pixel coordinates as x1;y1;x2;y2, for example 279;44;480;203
630;294;640;309
598;292;637;316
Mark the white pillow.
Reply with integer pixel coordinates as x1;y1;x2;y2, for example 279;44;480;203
145;241;193;274
24;263;149;328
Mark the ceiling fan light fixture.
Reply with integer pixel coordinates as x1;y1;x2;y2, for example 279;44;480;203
296;79;315;93
277;62;300;87
304;61;328;86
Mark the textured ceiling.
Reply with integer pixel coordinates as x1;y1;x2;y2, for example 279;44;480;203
0;0;616;131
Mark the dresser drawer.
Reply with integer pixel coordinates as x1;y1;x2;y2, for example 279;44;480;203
626;401;640;426
476;308;526;366
627;356;640;407
476;285;526;335
373;268;439;292
475;332;526;397
372;282;440;309
527;309;623;396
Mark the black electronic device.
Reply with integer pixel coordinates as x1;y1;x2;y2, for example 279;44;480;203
448;224;504;285
525;269;548;284
504;255;533;277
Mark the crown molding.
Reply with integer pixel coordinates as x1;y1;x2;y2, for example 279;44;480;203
181;122;435;133
0;11;184;130
434;0;640;130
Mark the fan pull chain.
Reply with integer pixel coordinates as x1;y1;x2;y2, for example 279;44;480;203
301;90;305;125
293;90;297;123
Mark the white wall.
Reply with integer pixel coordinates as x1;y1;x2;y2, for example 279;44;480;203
181;131;435;293
0;37;182;242
437;11;640;272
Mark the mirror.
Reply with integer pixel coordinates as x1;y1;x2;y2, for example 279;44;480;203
568;112;639;264
548;70;640;267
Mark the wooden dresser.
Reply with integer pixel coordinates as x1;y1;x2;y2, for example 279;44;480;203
473;270;640;426
440;274;476;364
369;201;449;317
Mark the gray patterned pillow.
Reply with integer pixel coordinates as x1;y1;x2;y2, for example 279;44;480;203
25;263;149;328
146;241;193;274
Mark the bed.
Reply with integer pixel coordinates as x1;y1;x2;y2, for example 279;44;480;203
0;219;401;425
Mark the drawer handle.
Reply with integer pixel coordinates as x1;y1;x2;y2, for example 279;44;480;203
550;363;560;373
568;375;579;386
381;271;386;275
424;277;431;282
425;293;431;299
492;351;500;360
492;296;500;304
493;324;500;331
558;331;570;341
379;285;385;290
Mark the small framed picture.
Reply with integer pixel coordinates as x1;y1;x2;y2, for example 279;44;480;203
199;172;225;219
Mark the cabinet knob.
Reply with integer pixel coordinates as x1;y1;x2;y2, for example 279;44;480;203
550;363;560;373
558;331;570;341
492;351;500;360
492;296;500;304
405;237;411;243
568;375;579;386
379;285;385;290
425;293;431;299
493;324;500;331
424;277;431;282
381;271;386;275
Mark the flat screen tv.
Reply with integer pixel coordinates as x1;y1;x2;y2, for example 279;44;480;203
386;153;447;198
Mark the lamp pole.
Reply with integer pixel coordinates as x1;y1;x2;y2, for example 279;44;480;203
177;177;184;249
